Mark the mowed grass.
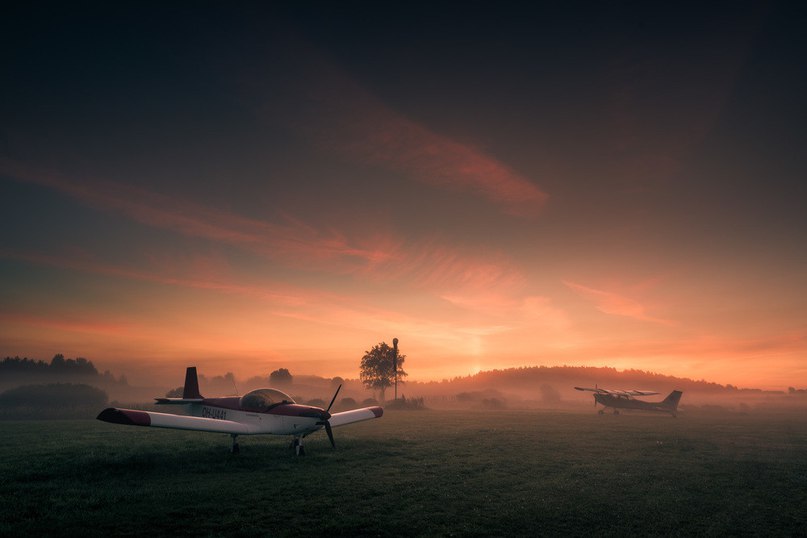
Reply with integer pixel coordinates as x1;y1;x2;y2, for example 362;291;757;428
2;409;807;537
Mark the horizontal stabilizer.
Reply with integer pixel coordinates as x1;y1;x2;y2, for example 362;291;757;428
155;398;204;405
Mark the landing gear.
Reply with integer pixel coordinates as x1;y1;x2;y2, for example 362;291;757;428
231;434;240;454
290;437;305;456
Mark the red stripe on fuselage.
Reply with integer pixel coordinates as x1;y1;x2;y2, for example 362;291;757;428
200;397;241;410
267;404;326;417
199;398;326;418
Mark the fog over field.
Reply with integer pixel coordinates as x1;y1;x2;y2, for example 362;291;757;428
3;355;805;417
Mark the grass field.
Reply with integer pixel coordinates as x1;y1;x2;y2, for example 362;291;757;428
2;408;807;536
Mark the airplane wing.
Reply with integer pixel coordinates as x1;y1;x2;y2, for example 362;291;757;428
328;406;383;428
97;407;254;435
574;386;608;394
575;387;659;396
625;390;659;396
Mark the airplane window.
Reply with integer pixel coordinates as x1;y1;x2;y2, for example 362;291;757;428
239;389;295;412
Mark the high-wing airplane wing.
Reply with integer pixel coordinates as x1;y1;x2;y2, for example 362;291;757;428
574;387;659;397
574;386;608;394
625;390;659;396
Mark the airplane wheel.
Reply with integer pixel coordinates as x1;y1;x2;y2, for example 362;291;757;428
232;443;240;454
298;446;306;456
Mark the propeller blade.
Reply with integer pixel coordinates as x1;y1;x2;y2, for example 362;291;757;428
326;384;342;414
324;421;335;448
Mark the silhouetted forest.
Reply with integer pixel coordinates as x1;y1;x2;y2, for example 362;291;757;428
0;383;108;419
1;354;127;384
1;354;98;375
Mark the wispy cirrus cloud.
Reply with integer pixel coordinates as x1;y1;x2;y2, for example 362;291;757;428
1;159;538;304
1;158;559;343
0;248;305;306
1;158;397;272
284;52;548;218
1;245;542;338
0;312;130;336
563;280;672;325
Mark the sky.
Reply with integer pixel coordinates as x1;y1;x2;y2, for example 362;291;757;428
1;2;806;389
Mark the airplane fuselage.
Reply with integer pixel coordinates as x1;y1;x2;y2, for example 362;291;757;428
594;392;677;415
191;398;328;436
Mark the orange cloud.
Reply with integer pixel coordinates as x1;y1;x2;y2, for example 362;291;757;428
2;159;539;307
0;312;130;336
286;53;548;218
0;158;398;271
563;280;672;325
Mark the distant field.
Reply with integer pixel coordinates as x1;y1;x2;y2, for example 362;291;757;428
2;409;807;536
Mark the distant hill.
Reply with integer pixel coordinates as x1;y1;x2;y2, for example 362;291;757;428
410;365;771;395
400;365;790;409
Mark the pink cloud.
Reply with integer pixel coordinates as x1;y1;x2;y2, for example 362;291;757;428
563;280;672;325
0;158;397;272
1;156;555;342
2;158;538;305
287;57;548;218
0;312;130;336
0;249;313;308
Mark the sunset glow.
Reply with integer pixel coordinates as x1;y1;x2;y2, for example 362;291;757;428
2;3;805;390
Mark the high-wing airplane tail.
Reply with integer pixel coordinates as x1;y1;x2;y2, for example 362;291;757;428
662;390;683;411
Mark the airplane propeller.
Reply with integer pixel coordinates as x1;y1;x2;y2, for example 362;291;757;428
317;384;342;448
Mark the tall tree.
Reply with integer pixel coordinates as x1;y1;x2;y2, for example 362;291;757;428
360;342;407;401
269;368;293;386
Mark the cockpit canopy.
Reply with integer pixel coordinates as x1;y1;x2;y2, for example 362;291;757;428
239;389;295;412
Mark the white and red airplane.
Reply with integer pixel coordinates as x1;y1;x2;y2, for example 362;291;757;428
97;367;383;455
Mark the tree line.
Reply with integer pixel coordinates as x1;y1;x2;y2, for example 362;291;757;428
1;354;99;376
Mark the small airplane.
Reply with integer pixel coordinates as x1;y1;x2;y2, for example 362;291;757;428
574;386;683;417
97;366;383;455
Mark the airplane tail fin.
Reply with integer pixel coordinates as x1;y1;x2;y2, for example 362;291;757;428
662;390;682;411
182;367;203;399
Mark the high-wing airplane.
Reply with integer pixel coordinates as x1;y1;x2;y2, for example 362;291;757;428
574;386;683;417
97;367;383;455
